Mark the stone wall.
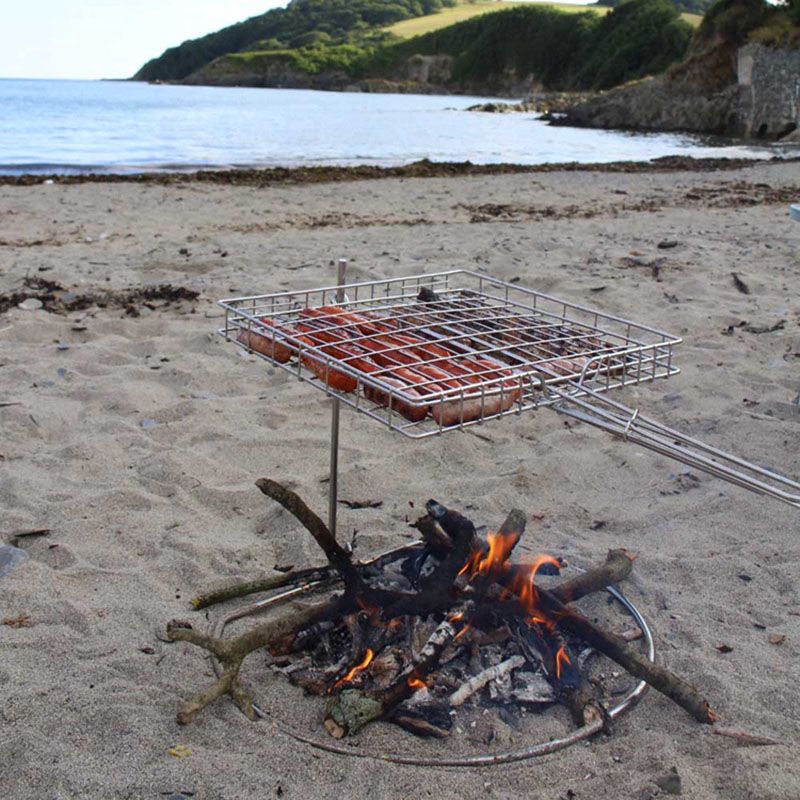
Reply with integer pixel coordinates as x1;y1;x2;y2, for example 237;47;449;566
736;44;800;139
559;43;800;140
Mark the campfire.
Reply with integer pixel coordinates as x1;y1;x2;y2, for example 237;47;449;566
159;268;796;763
167;480;714;760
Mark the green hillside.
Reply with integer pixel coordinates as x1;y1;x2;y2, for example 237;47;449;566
384;0;702;38
364;0;693;90
136;0;703;83
134;0;457;81
384;0;607;39
595;0;712;14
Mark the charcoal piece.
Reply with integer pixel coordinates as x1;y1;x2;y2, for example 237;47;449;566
392;700;453;734
417;287;439;302
401;548;432;589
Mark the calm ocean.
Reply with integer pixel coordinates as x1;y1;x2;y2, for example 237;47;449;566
0;78;788;174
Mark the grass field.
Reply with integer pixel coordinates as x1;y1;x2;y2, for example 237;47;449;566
385;0;699;38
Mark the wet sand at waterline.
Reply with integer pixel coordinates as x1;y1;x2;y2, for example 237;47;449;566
1;160;798;799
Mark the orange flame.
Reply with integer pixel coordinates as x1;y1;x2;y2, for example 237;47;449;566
459;536;569;679
407;677;427;691
500;553;562;619
454;623;472;641
334;648;374;688
555;646;571;680
457;549;483;577
459;531;521;579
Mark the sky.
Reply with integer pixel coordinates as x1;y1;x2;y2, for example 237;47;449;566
0;0;588;81
0;1;284;80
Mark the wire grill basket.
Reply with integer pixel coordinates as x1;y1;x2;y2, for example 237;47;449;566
218;269;799;513
219;270;680;438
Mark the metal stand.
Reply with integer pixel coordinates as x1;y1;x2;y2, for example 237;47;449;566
327;258;347;536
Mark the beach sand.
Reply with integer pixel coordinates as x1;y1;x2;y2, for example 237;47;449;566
1;161;798;799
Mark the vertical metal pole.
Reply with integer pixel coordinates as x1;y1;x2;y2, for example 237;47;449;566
327;258;347;536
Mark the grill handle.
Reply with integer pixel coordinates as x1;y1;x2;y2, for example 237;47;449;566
549;382;800;510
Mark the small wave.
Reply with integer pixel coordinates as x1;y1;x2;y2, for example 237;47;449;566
0;162;228;176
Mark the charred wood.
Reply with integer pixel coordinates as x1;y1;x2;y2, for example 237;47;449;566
535;590;716;724
325;612;467;735
449;655;526;707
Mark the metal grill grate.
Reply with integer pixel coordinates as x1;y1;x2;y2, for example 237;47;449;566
219;270;680;438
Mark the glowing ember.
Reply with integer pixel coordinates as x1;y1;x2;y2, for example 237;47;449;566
334;648;374;688
356;596;380;617
407;677;427;691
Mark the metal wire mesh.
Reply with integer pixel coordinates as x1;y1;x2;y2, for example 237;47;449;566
218;270;681;438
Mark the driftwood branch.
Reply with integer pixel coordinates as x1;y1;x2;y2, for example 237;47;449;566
191;566;333;610
536;590;716;724
413;515;452;557
167;598;333;724
255;478;363;591
712;727;781;747
549;549;635;604
496;509;526;551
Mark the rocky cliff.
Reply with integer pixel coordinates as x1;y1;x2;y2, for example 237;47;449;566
181;51;539;96
559;43;800;140
183;53;455;94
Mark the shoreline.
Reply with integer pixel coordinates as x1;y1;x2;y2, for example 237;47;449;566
3;154;800;187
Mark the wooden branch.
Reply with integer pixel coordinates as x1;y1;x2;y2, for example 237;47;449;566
712;727;781;747
255;478;362;590
496;508;526;552
167;598;335;724
562;681;605;727
424;500;480;588
477;538;711;725
191;566;333;609
192;543;421;611
412;514;453;557
548;549;635;604
449;655;525;707
535;590;716;724
413;507;525;561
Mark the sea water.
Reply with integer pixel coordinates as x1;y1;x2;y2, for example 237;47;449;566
0;78;788;174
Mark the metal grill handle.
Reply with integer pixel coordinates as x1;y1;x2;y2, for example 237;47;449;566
550;382;800;510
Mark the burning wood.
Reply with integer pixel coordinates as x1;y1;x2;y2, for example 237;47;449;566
449;655;525;707
167;479;715;744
